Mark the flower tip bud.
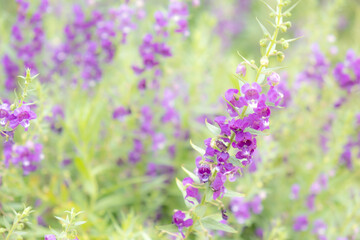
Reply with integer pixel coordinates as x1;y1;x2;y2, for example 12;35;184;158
17;223;24;230
10;104;16;111
236;63;246;77
280;25;287;33
260;56;269;67
277;52;285;62
282;42;289;49
259;39;267;47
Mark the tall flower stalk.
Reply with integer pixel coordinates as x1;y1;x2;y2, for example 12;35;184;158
160;0;299;238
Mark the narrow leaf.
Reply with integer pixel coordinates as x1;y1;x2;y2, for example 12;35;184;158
190;140;205;155
182;166;200;183
261;0;276;13
284;0;301;14
285;35;304;43
205;119;221;135
156;224;178;233
201;218;237;233
256;17;270;36
224;190;245;198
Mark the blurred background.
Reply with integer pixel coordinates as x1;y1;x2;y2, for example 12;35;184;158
0;0;359;239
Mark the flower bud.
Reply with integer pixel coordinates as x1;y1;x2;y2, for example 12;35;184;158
236;63;246;77
280;25;287;33
10;104;16;111
277;52;285;62
260;56;269;67
267;72;281;86
284;21;292;28
259;39;267;47
282;41;289;49
283;12;291;17
269;12;276;18
17;223;24;230
0;228;6;233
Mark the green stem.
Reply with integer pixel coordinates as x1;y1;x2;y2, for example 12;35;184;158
255;1;283;83
5;216;21;240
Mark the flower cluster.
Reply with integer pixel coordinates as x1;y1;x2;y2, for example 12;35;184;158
193;70;283;200
0;104;36;133
4;140;43;175
170;0;295;237
339;114;360;170
297;44;330;88
44;105;65;134
52;2;144;88
229;194;264;224
333;49;360;92
172;210;193;238
3;0;49;89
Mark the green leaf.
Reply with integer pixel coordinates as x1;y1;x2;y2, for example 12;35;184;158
190;140;205;155
205;119;221;136
224;190;245;198
195;205;207;218
256;17;270;36
257;73;266;84
201;218;237;233
236;52;252;66
244;127;268;136
156;224;178;233
205;188;214;202
74;221;87;226
284;0;301;14
260;0;276;14
285;35;304;43
182;166;200;184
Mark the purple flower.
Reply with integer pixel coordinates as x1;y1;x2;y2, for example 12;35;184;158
113;106;131;121
236;63;246;76
128;139;144;164
293;215;308;231
250;195;263;214
267;86;283;106
290;184;300;200
172;210;193;238
267;72;280;86
2;55;19;91
339;141;353;170
9;105;37;131
313;219;327;236
306;194;316;211
196;164;211;183
12;141;43;175
0;104;11;126
297;44;329;88
211;172;226;200
146;162;174;183
183;177;201;204
333;49;360;92
44;235;56;240
241;83;262;108
230;197;251;224
255;228;264;239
